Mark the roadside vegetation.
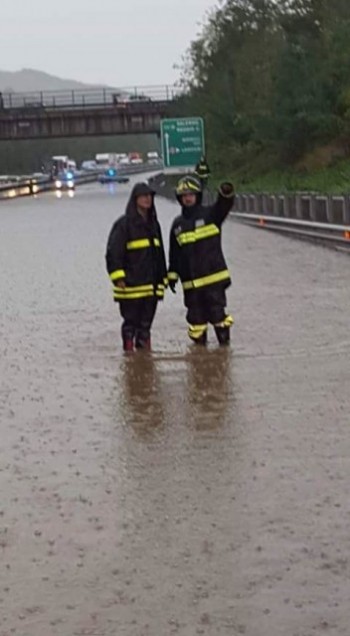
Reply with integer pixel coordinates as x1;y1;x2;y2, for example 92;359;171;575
176;0;350;193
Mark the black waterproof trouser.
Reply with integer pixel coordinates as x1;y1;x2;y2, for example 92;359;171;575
185;286;233;344
119;298;158;347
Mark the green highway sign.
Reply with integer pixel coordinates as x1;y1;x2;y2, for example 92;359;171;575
160;117;205;173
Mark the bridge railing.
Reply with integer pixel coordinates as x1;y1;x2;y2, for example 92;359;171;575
0;85;183;110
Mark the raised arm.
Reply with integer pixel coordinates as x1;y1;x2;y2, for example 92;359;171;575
210;183;235;227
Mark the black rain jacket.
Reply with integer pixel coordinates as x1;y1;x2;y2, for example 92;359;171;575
106;184;167;302
168;186;234;298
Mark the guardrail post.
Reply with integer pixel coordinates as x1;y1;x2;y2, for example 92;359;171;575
273;195;279;216
310;195;316;221
327;195;334;223
344;196;350;225
283;195;289;218
254;194;259;214
296;194;302;219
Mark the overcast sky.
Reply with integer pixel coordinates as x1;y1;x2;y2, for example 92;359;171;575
0;0;216;87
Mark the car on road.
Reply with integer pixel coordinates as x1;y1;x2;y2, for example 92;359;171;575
112;93;152;107
55;170;75;191
98;168;130;185
81;160;97;172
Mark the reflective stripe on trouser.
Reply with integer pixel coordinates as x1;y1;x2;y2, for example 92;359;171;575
188;323;208;340
186;286;232;339
214;315;234;328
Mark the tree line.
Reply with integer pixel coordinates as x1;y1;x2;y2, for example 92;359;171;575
176;0;350;176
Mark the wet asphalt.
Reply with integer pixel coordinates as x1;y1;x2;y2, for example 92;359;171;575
1;180;350;635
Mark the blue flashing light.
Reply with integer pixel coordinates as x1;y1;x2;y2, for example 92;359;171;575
66;171;74;180
108;168;116;177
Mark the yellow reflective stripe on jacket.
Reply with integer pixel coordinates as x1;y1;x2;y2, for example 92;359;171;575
113;282;165;300
110;269;126;281
177;223;220;246
168;271;179;281
126;238;161;250
182;269;230;290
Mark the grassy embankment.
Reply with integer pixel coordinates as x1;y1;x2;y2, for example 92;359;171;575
212;143;350;194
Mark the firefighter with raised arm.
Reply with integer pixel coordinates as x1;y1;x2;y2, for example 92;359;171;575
195;155;211;188
106;183;167;352
168;176;235;346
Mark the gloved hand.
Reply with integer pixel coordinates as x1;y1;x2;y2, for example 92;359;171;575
220;182;235;196
169;281;177;294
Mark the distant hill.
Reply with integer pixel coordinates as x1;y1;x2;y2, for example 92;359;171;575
0;68;113;93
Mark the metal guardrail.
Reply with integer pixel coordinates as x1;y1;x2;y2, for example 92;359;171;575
234;192;350;224
0;164;164;201
232;192;350;248
0;86;182;110
0;173;100;200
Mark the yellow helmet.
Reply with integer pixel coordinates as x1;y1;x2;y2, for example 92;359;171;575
175;176;202;197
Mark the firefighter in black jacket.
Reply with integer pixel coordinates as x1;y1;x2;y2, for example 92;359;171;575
195;156;211;187
168;176;235;346
106;183;167;352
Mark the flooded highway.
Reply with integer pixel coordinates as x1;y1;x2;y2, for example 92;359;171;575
1;180;350;635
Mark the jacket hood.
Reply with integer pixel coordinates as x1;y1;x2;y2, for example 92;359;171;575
126;182;157;219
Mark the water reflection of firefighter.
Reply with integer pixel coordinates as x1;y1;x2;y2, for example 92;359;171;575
184;347;233;431
120;355;165;437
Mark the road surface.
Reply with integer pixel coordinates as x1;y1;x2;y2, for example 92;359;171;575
1;181;350;635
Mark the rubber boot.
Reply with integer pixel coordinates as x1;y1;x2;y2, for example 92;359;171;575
135;333;151;351
123;338;134;353
214;326;230;346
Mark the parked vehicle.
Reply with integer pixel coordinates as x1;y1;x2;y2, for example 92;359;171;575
81;160;97;171
98;167;130;184
147;151;160;165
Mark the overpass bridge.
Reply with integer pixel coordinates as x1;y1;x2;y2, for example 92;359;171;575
0;85;182;140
